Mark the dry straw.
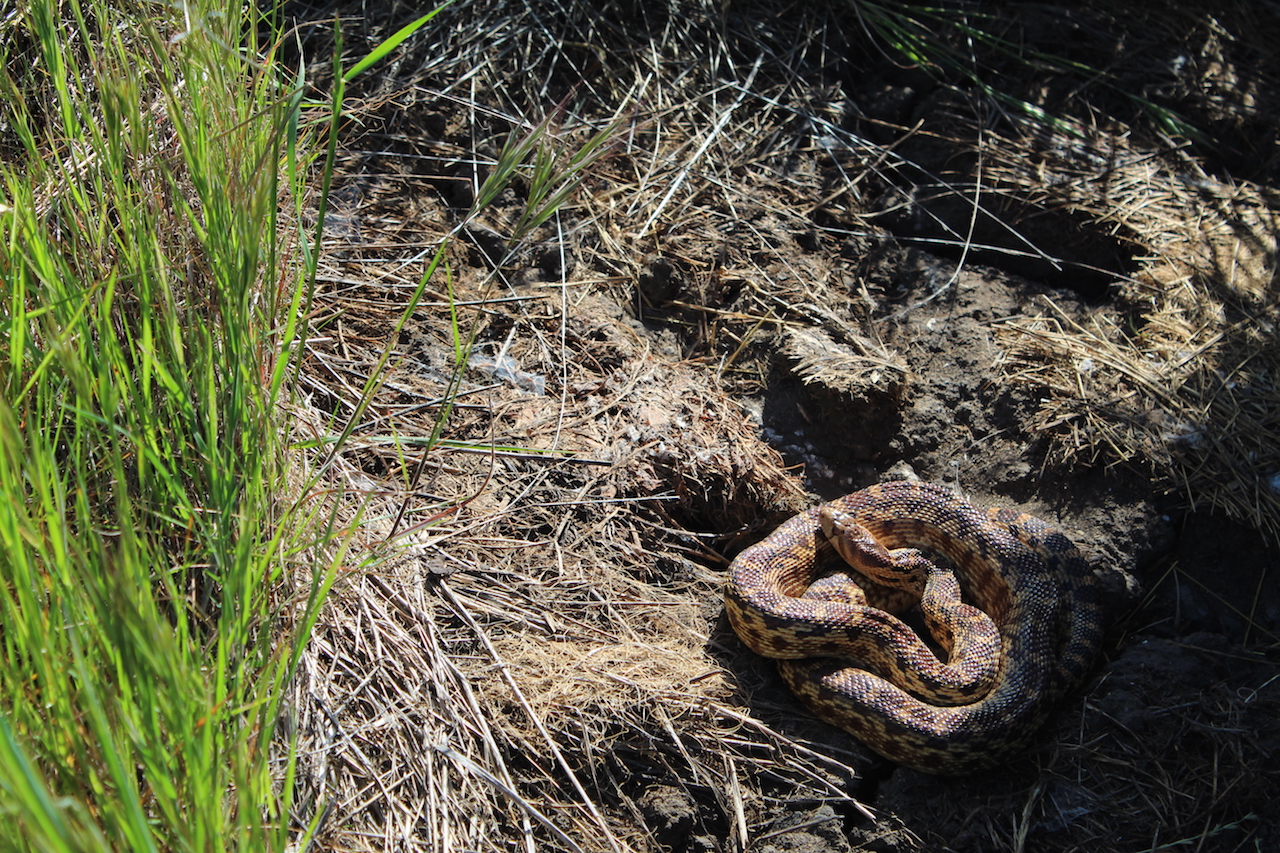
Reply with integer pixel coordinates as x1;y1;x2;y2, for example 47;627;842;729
284;0;1279;850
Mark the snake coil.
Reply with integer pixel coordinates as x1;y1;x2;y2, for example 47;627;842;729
724;480;1103;774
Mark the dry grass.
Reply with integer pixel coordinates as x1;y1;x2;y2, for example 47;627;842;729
278;0;1280;850
991;132;1280;541
945;5;1280;542
871;634;1277;852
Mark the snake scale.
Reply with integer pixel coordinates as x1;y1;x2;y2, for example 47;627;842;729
724;480;1103;774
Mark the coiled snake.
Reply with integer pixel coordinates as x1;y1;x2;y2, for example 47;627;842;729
724;480;1103;774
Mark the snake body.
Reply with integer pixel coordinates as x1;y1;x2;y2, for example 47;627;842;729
724;480;1103;774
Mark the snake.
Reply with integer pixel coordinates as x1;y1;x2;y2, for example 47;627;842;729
724;480;1103;774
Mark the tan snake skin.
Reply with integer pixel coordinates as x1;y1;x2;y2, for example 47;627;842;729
724;480;1103;774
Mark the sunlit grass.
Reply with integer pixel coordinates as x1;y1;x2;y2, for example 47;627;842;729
0;0;335;848
0;0;628;846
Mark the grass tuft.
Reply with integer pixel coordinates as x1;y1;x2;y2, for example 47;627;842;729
0;0;343;848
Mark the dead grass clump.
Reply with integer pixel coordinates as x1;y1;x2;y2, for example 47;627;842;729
287;258;853;850
992;144;1280;542
783;326;908;404
929;5;1280;542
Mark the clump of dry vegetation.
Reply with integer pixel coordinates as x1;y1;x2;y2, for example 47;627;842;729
980;5;1280;541
280;1;1280;850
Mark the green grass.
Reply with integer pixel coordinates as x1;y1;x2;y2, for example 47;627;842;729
0;0;625;847
0;0;337;848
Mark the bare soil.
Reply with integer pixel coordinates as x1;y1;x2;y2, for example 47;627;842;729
283;1;1280;850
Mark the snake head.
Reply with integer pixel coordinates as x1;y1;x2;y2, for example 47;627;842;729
820;505;931;593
